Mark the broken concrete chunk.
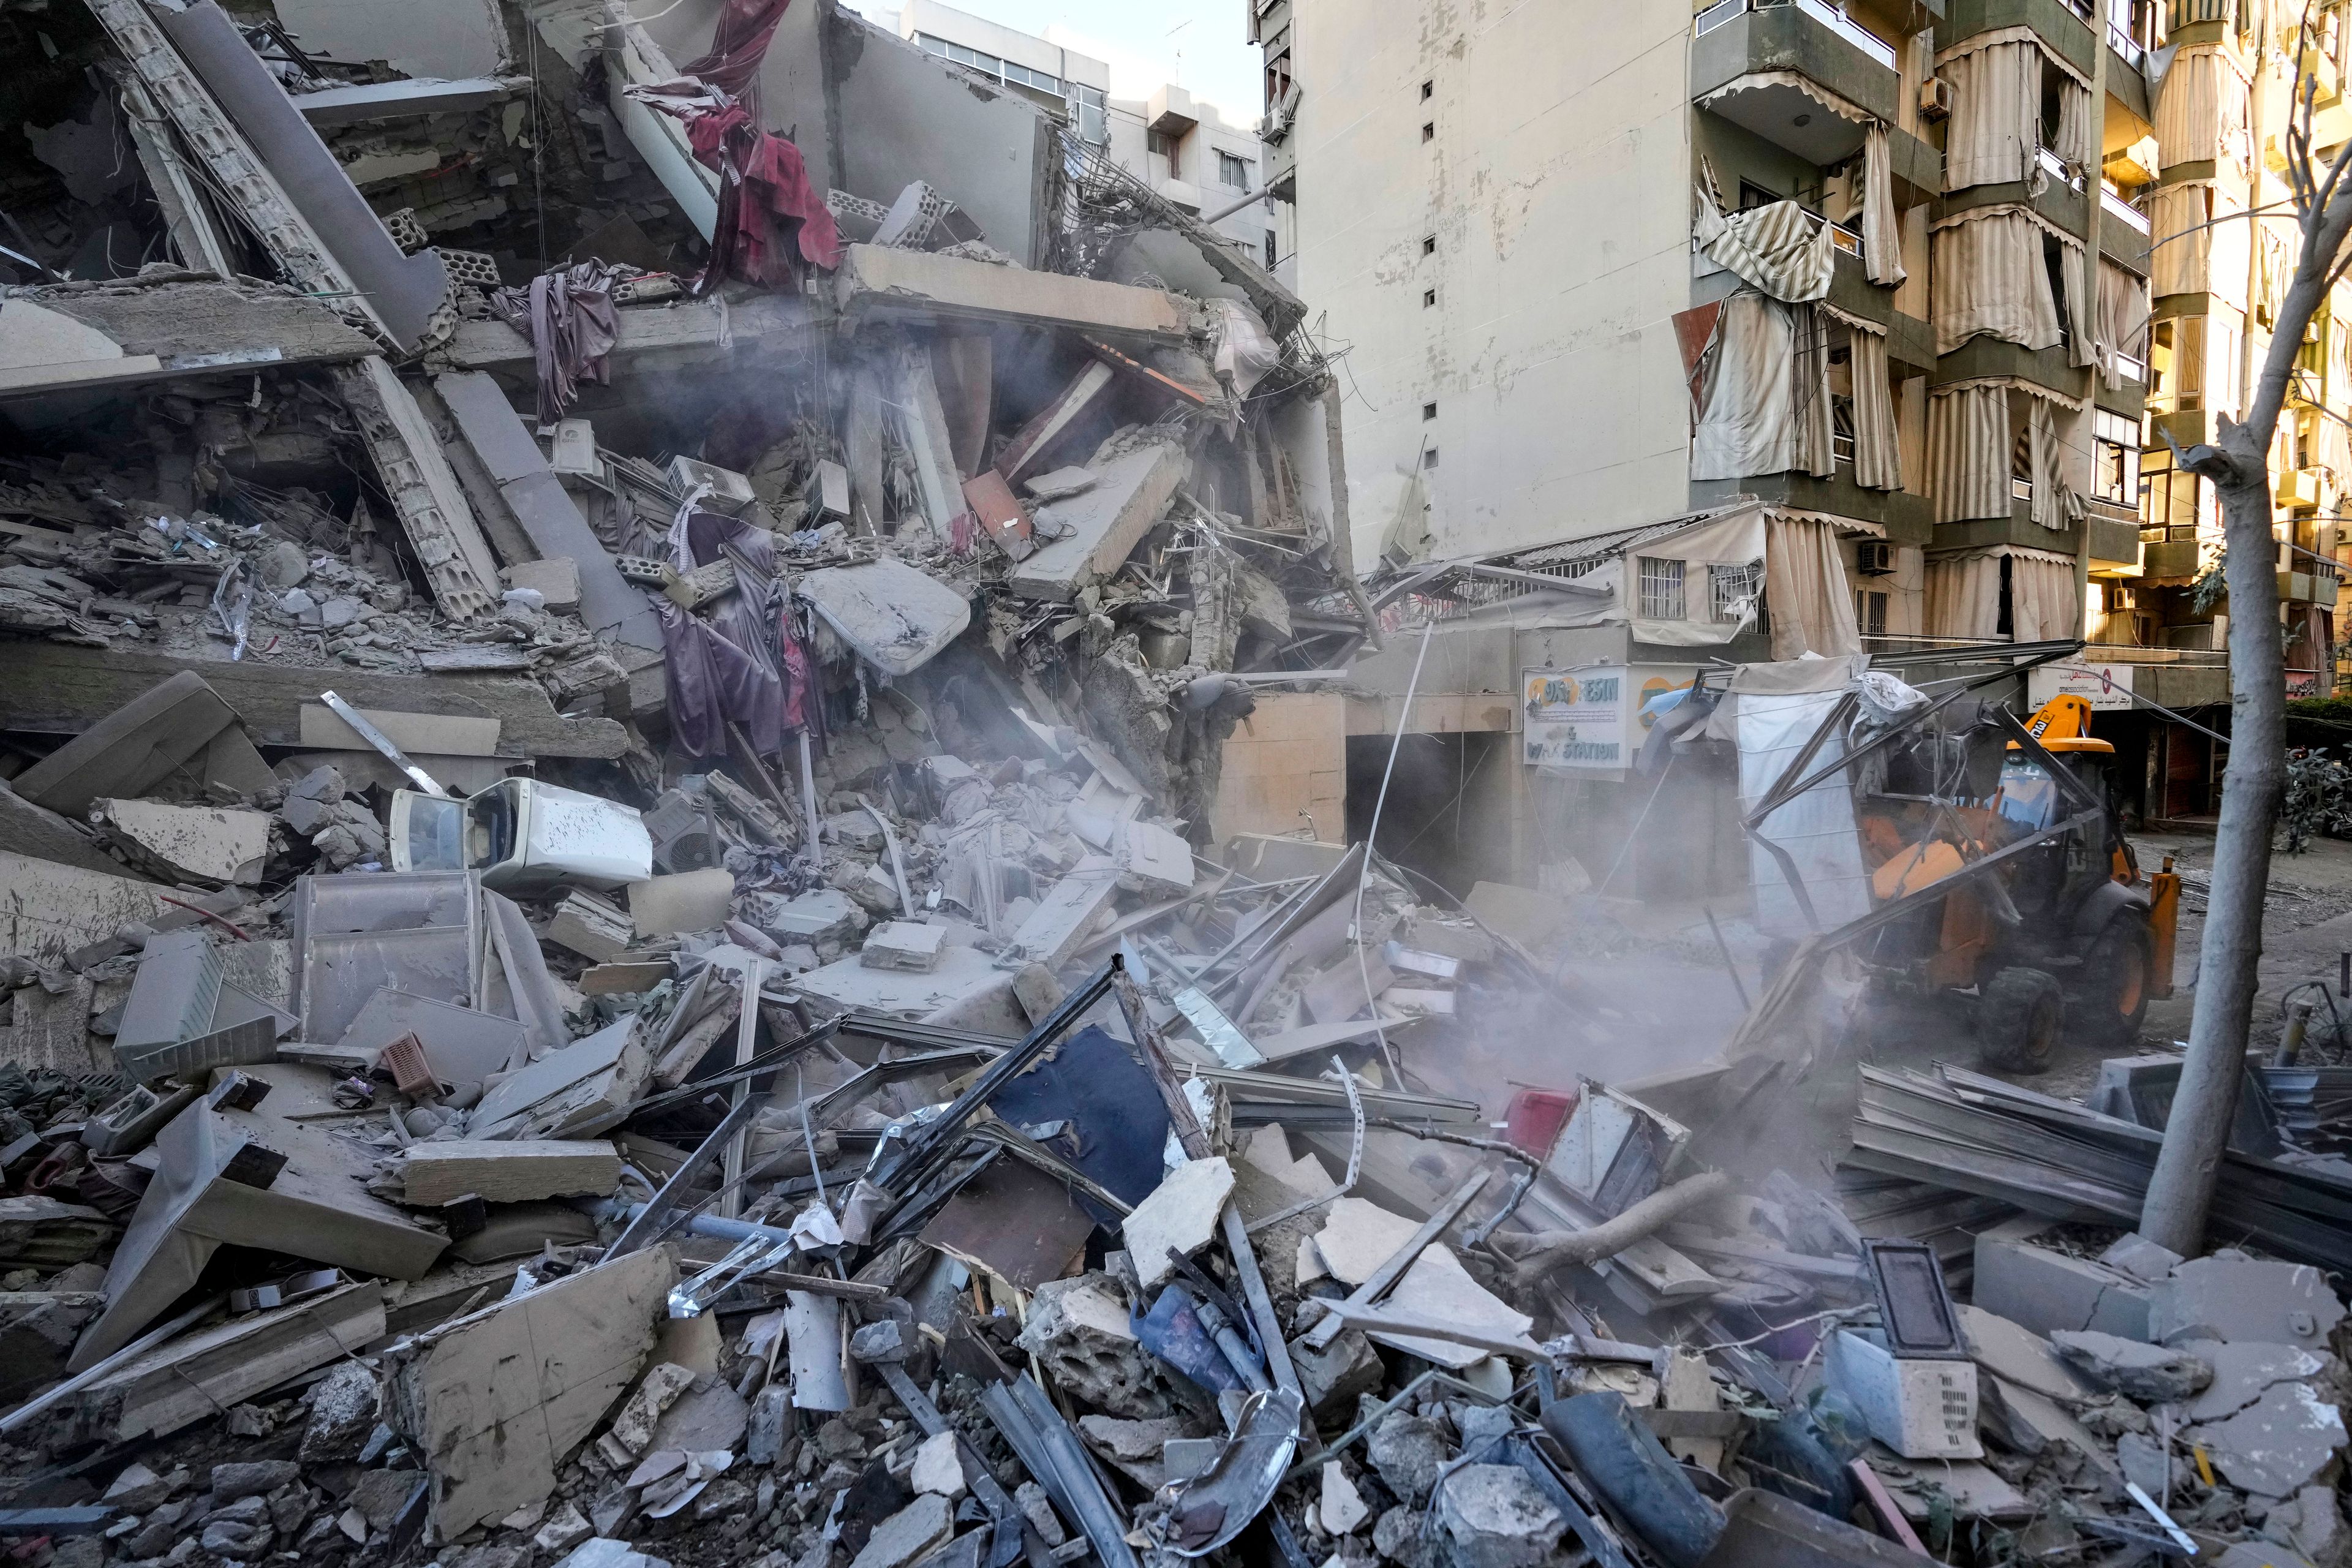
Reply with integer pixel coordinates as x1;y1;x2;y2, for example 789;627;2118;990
502;557;582;612
849;1493;954;1568
2049;1330;2213;1403
1011;440;1188;602
2097;1232;2185;1284
13;671;274;817
797;557;972;677
92;799;271;886
1322;1461;1370;1535
630;869;736;936
2152;1256;2346;1349
1290;1326;1386;1422
1434;1464;1564;1568
1015;1273;1175;1419
300;1360;382;1464
861;920;945;972
2189;1381;2350;1498
1369;1409;1455;1507
605;1362;699;1460
533;1503;594;1556
394;1140;622;1207
1972;1237;2154;1341
1314;1198;1425;1287
1022;467;1096;502
552;1540;673;1568
2180;1340;2332;1423
1124;1156;1235;1291
908;1430;964;1498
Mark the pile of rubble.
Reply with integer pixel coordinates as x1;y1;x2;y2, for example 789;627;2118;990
5;1;2352;1567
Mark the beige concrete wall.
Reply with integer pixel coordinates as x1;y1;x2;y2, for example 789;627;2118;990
1213;692;1347;845
1284;0;1695;566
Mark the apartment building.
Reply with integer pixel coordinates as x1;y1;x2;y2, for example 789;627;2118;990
2134;0;2346;708
1244;0;2186;881
869;0;1280;264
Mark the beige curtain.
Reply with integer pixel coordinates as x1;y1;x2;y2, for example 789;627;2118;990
2255;224;2291;328
2055;74;2098;177
2155;47;2250;170
1862;124;1907;287
2026;396;2079;529
1849;326;1902;491
2008;552;2081;639
1792;304;1836;479
1694;185;1835;303
1940;40;2040;191
2098;262;2152;386
1924;552;2002;638
2149;182;2210;297
1694;293;1801;479
1933;208;2064;353
1763;514;1862;659
2059;243;2096;369
1928;383;2011;522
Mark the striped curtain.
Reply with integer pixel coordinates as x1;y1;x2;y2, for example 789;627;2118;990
1763;515;1862;659
1932;208;2064;353
2098;262;2152;386
1792;304;1837;480
1849;326;1902;491
2056;74;2098;175
2026;396;2079;529
2154;47;2250;168
1928;383;2012;523
1862;123;1906;287
2149;183;2209;298
1940;40;2041;190
1924;553;2002;638
2008;553;2081;641
2060;244;2095;369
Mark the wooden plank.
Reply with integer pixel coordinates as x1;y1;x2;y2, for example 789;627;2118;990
394;1140;623;1207
0;643;625;759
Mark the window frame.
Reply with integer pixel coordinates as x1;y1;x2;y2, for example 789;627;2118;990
1637;556;1688;620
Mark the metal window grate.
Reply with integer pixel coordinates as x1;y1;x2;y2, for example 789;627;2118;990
1638;556;1686;620
1710;562;1760;623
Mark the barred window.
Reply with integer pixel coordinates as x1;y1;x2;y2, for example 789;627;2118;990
1637;556;1686;620
1708;562;1760;623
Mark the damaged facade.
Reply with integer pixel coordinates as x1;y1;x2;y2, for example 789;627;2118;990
1;5;2351;1568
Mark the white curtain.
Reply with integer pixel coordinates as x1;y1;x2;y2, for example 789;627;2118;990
1849;325;1902;490
1694;293;1800;479
2098;262;2152;386
1862;123;1907;287
2149;183;2209;297
2008;552;2081;640
1763;513;1861;660
1924;552;2002;638
1792;304;1836;479
1928;383;2011;523
1695;186;1835;303
2026;396;2080;529
1933;208;2064;353
1940;39;2041;190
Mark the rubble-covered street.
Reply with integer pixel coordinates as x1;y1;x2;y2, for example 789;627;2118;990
1;2;2350;1568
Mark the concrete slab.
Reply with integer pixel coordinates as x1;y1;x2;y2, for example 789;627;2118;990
2152;1257;2345;1349
833;244;1190;344
1972;1237;2154;1341
12;670;274;818
2189;1382;2348;1498
1009;442;1188;602
92;799;270;886
1368;1246;1537;1370
2179;1340;2332;1423
795;557;971;677
1955;1305;2100;1403
794;943;1015;1025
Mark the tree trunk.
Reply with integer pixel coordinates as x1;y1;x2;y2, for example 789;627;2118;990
2136;243;2314;1250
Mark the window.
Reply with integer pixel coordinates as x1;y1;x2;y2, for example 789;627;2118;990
1217;151;1252;190
1637;556;1687;620
1422;234;1436;255
1423;288;1436;307
1709;562;1760;623
1421;79;1434;99
1264;230;1278;268
1422;121;1436;141
1072;83;1107;145
2092;408;2141;505
1423;447;1440;469
1149;129;1182;181
1855;589;1889;636
1422;402;1438;420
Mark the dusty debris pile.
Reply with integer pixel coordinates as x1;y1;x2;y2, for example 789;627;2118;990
4;0;2352;1565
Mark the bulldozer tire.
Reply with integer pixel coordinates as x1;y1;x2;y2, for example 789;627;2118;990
1978;967;2064;1072
2077;914;2155;1050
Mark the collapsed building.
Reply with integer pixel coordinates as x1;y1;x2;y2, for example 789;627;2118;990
2;5;2351;1568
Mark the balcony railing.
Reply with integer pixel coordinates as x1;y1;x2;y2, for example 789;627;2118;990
1694;0;1899;70
2037;145;2084;192
2101;185;2152;233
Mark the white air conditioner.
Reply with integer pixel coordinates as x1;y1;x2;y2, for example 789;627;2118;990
1918;77;1954;121
1855;540;1894;576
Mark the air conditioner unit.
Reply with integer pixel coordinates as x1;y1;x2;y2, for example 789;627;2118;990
1855;540;1894;576
1917;77;1954;121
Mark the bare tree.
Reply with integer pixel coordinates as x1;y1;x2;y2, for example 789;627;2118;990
2140;34;2348;1253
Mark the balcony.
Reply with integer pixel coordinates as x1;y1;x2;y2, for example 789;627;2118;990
1694;0;1901;146
1932;493;2142;562
2143;538;2203;578
2280;467;2326;508
1946;0;2097;76
1689;469;1935;546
